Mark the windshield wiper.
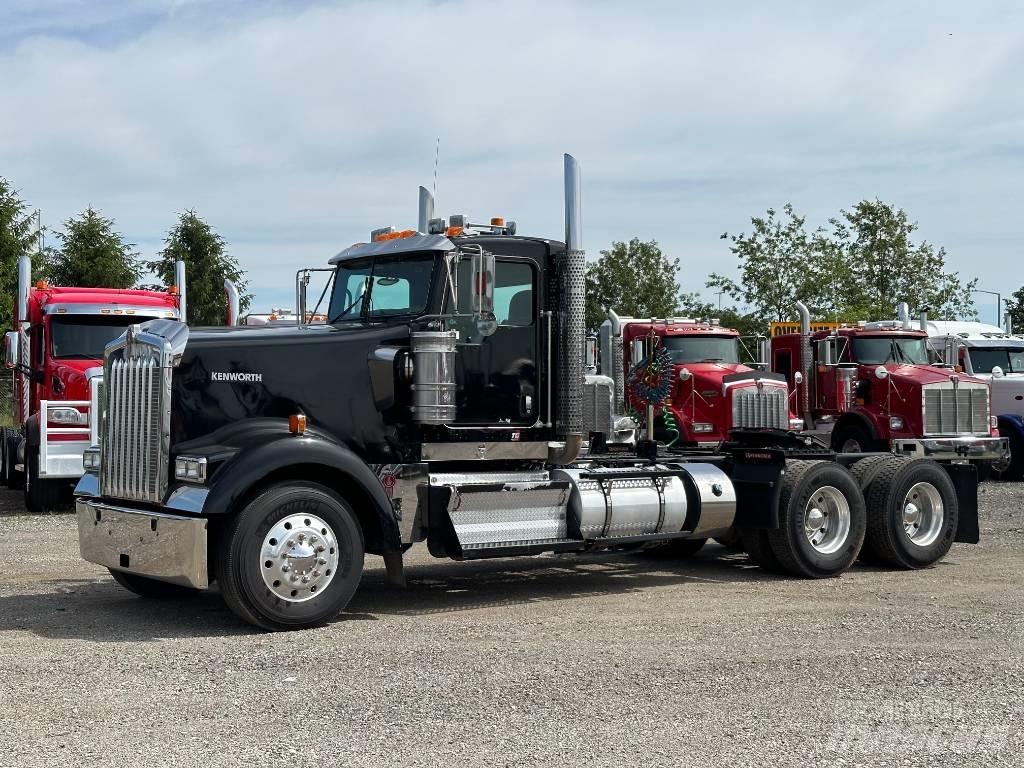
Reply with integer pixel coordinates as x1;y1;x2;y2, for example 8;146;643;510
328;288;367;324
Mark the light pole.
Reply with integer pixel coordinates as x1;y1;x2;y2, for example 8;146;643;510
972;289;1001;328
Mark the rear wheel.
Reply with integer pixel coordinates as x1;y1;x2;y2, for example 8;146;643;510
767;460;866;578
6;433;23;489
861;458;958;568
24;447;63;512
217;482;364;631
739;528;786;573
109;569;200;598
0;428;8;485
713;529;742;550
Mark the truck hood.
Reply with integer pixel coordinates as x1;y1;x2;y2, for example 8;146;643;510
51;359;103;401
169;321;411;462
674;362;752;394
874;364;985;388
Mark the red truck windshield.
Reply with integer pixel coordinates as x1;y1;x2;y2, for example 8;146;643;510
661;335;739;364
852;337;929;365
50;315;153;360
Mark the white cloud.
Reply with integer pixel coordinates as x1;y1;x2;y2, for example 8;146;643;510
1;0;1022;315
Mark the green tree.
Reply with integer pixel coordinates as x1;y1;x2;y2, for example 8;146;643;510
829;200;976;321
707;204;823;324
46;207;141;288
584;238;681;330
0;178;43;329
1006;286;1024;333
146;211;250;325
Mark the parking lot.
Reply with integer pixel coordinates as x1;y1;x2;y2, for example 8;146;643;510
1;483;1022;768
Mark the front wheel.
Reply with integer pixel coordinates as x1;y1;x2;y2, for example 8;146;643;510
24;447;63;512
993;429;1024;481
217;482;365;631
830;423;882;454
5;433;23;489
766;460;867;578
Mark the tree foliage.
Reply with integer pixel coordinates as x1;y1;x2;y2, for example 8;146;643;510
46;207;141;288
584;238;682;330
709;200;976;324
146;211;250;325
0;178;43;329
1006;286;1024;333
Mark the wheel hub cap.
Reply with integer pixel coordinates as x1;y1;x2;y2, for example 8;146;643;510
902;482;944;547
261;513;340;603
803;486;852;555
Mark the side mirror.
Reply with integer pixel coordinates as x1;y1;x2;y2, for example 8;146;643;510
4;331;19;369
793;371;804;385
678;367;692;382
471;249;496;337
992;365;1005;378
874;365;889;380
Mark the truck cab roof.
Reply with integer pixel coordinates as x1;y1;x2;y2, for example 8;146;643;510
923;320;1024;347
31;284;179;317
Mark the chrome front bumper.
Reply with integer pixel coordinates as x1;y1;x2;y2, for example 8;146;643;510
76;497;209;589
893;436;1009;463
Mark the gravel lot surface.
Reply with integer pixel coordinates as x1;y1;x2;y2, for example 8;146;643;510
1;482;1022;768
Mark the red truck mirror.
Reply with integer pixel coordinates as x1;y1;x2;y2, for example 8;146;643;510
3;330;19;369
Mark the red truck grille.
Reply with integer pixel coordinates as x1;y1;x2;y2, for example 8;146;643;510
732;385;788;430
922;384;989;436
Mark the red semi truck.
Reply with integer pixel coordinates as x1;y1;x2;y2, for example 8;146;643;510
2;256;187;510
597;313;802;448
770;301;1007;464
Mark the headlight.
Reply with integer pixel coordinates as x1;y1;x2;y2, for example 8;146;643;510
50;407;88;425
174;456;208;483
789;417;805;430
82;447;101;473
889;417;904;430
692;422;715;434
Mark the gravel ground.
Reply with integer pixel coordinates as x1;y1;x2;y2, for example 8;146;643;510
1;482;1022;768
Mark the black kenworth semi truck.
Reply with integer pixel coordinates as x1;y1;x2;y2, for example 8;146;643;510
74;155;979;630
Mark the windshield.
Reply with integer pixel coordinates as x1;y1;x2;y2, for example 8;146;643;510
50;315;156;360
852;336;930;365
328;254;436;322
969;347;1024;374
660;335;740;364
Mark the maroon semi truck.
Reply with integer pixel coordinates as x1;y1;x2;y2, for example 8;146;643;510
770;301;1007;464
596;313;802;448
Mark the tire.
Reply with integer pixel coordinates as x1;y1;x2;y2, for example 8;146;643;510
217;482;365;631
23;447;63;512
830;422;882;454
739;528;786;573
766;460;867;578
0;427;8;485
861;458;958;569
993;428;1024;481
6;434;23;490
664;538;707;556
109;569;201;599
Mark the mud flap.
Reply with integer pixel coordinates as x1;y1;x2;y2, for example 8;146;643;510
943;463;980;544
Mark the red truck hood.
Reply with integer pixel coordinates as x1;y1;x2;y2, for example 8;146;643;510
50;359;103;401
676;362;751;392
873;364;985;388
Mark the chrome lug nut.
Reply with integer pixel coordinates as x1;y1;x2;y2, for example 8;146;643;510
281;565;290;573
312;570;320;578
318;558;327;565
301;576;309;584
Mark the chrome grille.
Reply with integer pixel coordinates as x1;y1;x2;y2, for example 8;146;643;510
732;385;788;430
100;356;164;502
583;376;614;435
923;385;989;436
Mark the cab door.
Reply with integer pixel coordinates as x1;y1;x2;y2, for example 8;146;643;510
452;257;539;425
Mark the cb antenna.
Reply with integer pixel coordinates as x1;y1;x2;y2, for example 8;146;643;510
433;137;440;197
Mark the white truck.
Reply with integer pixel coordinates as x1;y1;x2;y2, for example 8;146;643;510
924;320;1024;479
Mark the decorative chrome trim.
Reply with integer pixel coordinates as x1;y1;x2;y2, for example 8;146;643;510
421;441;550;461
893;437;1009;462
165;484;211;514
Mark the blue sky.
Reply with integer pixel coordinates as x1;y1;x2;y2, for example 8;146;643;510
1;0;1022;321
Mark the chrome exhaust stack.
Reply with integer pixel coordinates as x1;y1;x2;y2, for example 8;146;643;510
919;308;928;333
897;301;911;329
549;154;585;465
224;279;240;326
418;186;434;235
174;260;187;322
795;299;812;429
16;255;31;331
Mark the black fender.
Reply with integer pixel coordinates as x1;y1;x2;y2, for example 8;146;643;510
196;423;401;555
24;414;39;448
832;411;879;443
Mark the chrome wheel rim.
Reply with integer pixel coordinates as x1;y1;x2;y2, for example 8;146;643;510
902;482;944;547
803;486;851;555
260;513;340;603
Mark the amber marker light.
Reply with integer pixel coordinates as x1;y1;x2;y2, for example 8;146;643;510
289;414;307;434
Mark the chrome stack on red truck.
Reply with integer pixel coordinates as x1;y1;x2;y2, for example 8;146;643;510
2;257;187;511
72;154;986;631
